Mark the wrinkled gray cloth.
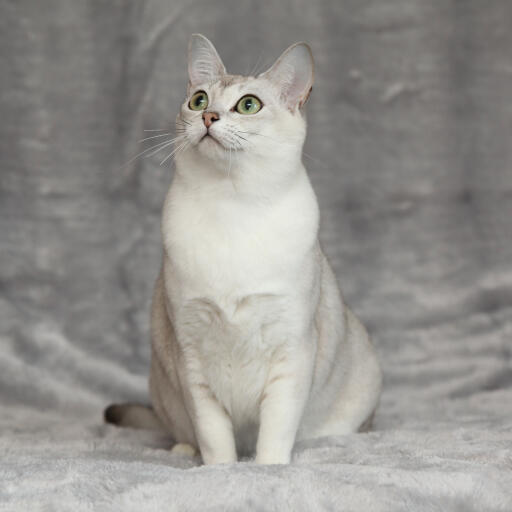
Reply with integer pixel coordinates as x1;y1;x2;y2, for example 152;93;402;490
1;1;511;511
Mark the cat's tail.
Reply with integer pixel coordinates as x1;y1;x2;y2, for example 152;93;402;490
104;403;164;431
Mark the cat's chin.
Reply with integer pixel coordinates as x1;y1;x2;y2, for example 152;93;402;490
200;134;224;148
196;134;234;160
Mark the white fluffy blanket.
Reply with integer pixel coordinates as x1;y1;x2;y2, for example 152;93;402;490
1;391;511;511
1;0;512;510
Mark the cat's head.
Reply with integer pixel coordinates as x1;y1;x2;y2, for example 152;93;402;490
175;34;314;166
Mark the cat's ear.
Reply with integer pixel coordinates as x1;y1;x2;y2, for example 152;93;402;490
261;42;314;110
188;34;226;88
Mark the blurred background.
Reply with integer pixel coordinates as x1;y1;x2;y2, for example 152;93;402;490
1;0;511;428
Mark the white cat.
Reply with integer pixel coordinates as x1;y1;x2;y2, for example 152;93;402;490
105;34;382;465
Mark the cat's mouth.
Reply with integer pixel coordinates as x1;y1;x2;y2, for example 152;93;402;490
200;133;226;149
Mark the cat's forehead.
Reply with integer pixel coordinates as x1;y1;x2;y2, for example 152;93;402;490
217;74;248;87
201;74;272;100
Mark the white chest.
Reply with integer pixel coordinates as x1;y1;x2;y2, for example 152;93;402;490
178;294;288;428
162;178;318;300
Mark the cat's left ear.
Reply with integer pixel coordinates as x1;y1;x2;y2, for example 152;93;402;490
188;34;226;88
261;42;314;111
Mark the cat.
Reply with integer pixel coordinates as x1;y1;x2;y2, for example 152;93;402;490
105;34;382;465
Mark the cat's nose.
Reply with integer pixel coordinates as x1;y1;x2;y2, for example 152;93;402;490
202;111;220;128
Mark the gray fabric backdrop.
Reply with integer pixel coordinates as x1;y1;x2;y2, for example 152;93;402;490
1;1;511;510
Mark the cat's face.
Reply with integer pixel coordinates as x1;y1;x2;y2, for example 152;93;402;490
176;34;314;164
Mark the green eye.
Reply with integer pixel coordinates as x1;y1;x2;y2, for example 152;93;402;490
236;95;262;115
189;91;208;111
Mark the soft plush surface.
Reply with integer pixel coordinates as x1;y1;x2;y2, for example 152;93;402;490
1;1;511;510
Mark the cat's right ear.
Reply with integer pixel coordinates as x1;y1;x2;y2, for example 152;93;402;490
188;34;226;89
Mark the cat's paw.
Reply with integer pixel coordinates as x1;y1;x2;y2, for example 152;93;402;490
170;443;198;457
255;451;291;465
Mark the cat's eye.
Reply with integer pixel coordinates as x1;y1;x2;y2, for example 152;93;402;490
236;95;262;115
189;91;208;111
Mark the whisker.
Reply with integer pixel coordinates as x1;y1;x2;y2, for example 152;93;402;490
227;146;232;180
233;133;253;149
143;128;167;132
249;52;263;76
175;140;190;157
119;137;179;169
145;139;176;158
302;151;327;168
138;132;172;143
227;145;238;192
160;140;189;166
168;144;189;164
160;149;177;166
237;130;273;140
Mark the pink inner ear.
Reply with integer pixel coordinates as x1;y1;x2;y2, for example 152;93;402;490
300;86;313;108
263;43;314;110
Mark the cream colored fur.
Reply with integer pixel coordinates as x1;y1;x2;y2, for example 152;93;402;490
132;34;381;465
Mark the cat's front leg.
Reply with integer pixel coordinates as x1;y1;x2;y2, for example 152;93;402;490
186;383;237;465
175;309;238;465
255;345;314;464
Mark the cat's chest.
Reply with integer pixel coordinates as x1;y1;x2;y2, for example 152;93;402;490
163;190;313;295
179;294;287;423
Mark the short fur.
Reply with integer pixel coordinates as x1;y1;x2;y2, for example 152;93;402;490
106;34;382;465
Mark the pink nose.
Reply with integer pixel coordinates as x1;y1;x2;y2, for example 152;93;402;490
202;111;220;128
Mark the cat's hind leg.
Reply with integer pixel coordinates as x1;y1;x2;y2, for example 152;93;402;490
170;443;198;457
104;402;199;458
104;403;164;431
